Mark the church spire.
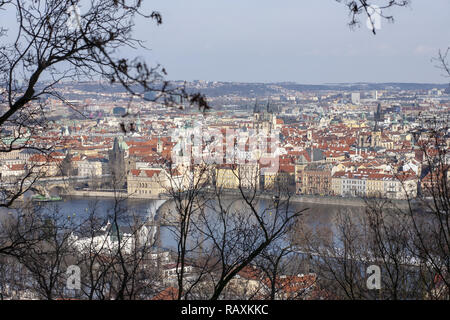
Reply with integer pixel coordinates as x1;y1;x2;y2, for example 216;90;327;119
253;98;258;113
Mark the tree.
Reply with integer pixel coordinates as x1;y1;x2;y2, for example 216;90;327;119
1;203;76;299
336;0;410;35
293;122;449;300
0;0;208;208
0;193;163;300
160;157;307;300
0;0;420;300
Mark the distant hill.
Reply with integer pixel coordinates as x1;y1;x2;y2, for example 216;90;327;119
40;80;449;98
187;82;450;97
279;82;449;91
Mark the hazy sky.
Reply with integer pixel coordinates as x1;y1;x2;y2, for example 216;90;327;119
133;0;449;84
1;1;449;84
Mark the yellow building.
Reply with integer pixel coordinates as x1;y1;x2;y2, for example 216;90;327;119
215;164;260;190
325;153;346;163
174;164;211;190
261;171;275;190
380;139;394;150
366;174;386;197
343;119;368;129
262;164;295;191
331;172;344;196
215;165;240;189
127;169;170;198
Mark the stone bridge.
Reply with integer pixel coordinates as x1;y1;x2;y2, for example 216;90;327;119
29;176;95;196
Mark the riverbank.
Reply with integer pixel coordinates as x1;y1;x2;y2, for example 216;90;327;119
61;189;410;209
64;190;128;198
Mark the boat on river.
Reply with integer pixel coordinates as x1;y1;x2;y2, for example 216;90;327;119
31;195;63;202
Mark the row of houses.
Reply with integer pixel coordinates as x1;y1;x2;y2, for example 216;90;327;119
126;160;420;200
331;171;418;199
296;162;418;199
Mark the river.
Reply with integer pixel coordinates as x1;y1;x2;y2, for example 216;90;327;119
0;194;368;251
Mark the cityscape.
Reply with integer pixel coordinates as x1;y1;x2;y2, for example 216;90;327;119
2;81;449;201
0;0;449;308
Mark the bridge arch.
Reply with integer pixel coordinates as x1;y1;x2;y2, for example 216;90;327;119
149;199;168;221
29;186;46;196
47;185;67;196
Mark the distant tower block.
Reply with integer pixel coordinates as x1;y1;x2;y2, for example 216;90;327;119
351;92;361;105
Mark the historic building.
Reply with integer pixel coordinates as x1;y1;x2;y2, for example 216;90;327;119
127;169;169;198
252;100;277;134
108;136;128;186
297;163;333;195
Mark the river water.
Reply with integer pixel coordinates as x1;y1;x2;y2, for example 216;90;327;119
0;195;366;251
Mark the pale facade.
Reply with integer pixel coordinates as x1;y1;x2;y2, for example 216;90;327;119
127;169;170;198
